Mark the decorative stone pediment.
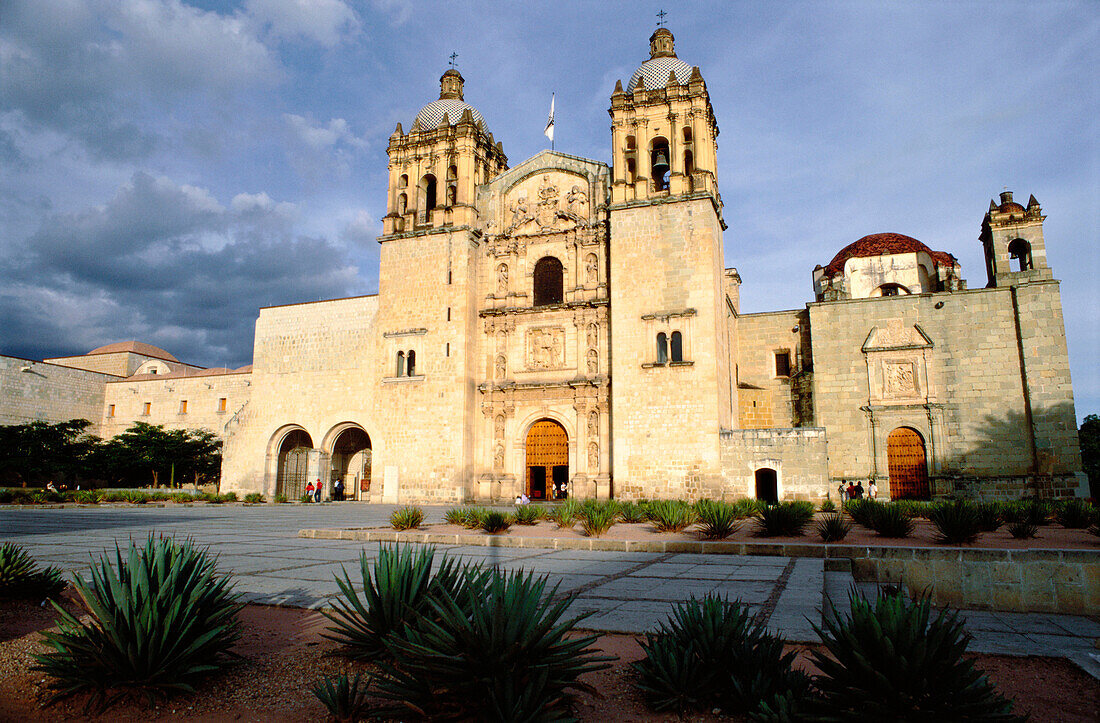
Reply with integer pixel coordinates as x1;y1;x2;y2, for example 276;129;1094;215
861;319;933;352
504;171;591;235
525;326;566;370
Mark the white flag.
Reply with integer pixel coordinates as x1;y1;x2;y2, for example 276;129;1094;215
544;93;555;143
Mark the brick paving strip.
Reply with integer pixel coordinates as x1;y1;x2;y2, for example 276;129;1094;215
756;558;798;626
547;552;676;603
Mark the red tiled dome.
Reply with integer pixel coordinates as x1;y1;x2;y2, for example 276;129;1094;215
823;233;956;277
998;201;1026;214
87;341;179;362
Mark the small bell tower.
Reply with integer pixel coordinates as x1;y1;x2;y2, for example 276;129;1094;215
980;190;1053;287
608;27;719;204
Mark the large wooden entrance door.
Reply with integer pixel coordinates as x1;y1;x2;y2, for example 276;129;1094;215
887;427;929;499
276;429;313;500
526;419;568;500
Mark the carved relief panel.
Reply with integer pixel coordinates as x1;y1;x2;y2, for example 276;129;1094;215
503;172;592;235
526;327;566;370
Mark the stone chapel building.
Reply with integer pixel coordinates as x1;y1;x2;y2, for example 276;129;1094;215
1;28;1086;503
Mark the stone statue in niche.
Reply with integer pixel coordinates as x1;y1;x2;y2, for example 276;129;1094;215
493;443;504;471
884;361;917;396
567;185;589;220
495;354;507;380
584;254;598;286
507;196;531;233
586;349;598;375
587;410;598;436
526;327;565;370
496;263;508;293
588;442;599;471
494;414;505;439
586;322;598;348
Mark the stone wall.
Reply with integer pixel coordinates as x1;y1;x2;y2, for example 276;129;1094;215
720;427;829;501
734;309;806;428
100;372;253;440
0;355;112;429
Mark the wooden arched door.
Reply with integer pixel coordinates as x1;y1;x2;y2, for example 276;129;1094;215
887;427;929;499
526;419;568;500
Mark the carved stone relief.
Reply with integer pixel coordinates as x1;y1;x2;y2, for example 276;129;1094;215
494;414;505;439
884;361;918;397
588;442;599;471
503;172;590;234
526;327;565;370
587;410;598;437
584;254;598;286
586;322;598;348
567;186;589;220
495;355;507;380
586;349;598;375
496;263;508;293
493;443;504;471
536;176;559;230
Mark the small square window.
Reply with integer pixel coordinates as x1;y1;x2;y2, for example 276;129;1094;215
143;402;151;416
775;351;791;378
179;400;188;414
218;397;227;413
107;404;115;418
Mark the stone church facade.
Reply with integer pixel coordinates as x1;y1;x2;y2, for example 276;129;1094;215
1;28;1086;503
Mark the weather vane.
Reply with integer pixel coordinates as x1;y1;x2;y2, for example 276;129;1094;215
449;52;458;69
656;9;667;26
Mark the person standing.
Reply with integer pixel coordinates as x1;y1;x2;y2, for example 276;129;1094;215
305;479;315;502
314;479;323;503
838;483;848;504
868;480;878;500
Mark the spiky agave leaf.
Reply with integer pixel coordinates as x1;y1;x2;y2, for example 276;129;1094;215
31;535;241;712
311;672;374;722
0;542;67;599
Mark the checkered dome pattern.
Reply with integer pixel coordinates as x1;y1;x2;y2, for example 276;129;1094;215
626;56;693;92
414;98;486;131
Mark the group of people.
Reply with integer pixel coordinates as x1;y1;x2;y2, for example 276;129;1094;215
838;479;877;502
304;477;351;502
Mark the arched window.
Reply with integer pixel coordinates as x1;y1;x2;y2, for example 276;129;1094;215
682;126;693;144
875;283;910;297
657;333;668;364
650;137;670;191
406;350;416;376
1008;238;1033;271
397;193;407;214
670;331;683;362
625;135;636;150
419;174;437;215
533;256;564;306
399;174;408;188
396;351;406;377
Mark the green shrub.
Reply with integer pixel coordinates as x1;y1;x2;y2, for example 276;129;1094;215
1004;499;1049;526
930;500;982;544
816;513;852;542
390;506;423;531
243;492;265;504
632;595;808;716
1007;521;1038;539
0;543;67;599
1089;508;1100;538
819;498;836;513
550;498;582;529
324;545;487;663
480;510;512;534
733;498;767;518
648;499;697;533
894;499;934;519
443;506;467;525
754;501;814;537
445;505;488;529
511;504;541;526
844;498;880;528
695;500;743;539
618;501;646;523
868;503;915;538
32;536;241;711
121;490;147;504
312;672;374;722
1054;498;1093;529
299;493;313;503
376;568;613;721
221;492;238;503
579;501;619;537
809;590;1022;721
273;493;288;504
974;502;1003;532
74;490;98;504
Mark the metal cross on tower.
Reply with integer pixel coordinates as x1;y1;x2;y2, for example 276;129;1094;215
449;52;458;68
656;9;667;26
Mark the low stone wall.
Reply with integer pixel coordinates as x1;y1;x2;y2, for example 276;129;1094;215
841;546;1098;615
720;427;829;501
932;474;1088;501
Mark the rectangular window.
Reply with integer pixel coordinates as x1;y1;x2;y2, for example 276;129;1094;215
446;307;451;321
775;351;791;378
445;342;450;357
218;397;227;413
142;402;151;416
179;400;188;414
107;404;115;418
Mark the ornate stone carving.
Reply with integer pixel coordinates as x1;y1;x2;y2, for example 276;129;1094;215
493;443;504;471
884;361;917;397
586;322;598;347
495;354;507;380
535;175;559;230
526;327;565;370
584;254;598;286
507;196;532;233
494;414;505;439
587;410;598;436
586;349;598;375
496;263;508;293
567;185;589;220
587;442;599;471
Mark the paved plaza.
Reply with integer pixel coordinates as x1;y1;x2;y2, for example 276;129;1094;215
2;503;1097;676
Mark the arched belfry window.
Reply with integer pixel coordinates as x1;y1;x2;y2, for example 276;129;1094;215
396;351;406;377
399;174;408;188
683;126;693;144
1008;238;1033;272
419;174;437;216
670;331;683;362
397;193;407;214
406;350;416;376
533;256;564;306
657;333;668;364
650;137;671;191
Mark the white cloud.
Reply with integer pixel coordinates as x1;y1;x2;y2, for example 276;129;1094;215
340;210;376;245
246;0;361;46
284;114;368;151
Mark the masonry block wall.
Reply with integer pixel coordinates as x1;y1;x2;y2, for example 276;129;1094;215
734;309;806;428
0;356;111;429
100;373;252;441
720;427;829;501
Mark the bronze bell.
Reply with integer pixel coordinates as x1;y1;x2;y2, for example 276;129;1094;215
651;148;670;178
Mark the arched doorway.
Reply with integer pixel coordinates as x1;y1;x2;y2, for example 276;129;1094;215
276;429;313;500
887;427;929;499
526;419;568;500
755;468;778;504
330;427;371;501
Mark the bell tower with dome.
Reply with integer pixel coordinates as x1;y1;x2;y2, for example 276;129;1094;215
980;190;1053;287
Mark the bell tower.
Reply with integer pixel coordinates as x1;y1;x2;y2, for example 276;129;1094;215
608;27;719;204
980;190;1053;287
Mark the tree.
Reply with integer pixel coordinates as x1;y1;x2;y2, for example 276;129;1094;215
0;420;99;486
1079;414;1100;497
107;423;222;488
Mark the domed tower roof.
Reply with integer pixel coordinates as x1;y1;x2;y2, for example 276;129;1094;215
626;27;694;92
87;340;179;362
413;68;487;131
822;233;956;277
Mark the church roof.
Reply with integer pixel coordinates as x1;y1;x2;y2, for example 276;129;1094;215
627;55;694;92
414;98;487;131
998;201;1026;214
86;341;179;362
822;233;957;277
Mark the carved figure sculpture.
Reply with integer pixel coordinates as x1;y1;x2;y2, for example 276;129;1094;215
587;410;598;436
586;349;598;374
494;414;505;439
567;185;589;219
586;322;598;347
495;354;506;380
536;175;560;230
588;442;599;471
508;196;531;232
493;444;504;471
585;254;598;286
497;263;508;293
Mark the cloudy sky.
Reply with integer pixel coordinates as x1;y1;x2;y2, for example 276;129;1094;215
1;1;1097;418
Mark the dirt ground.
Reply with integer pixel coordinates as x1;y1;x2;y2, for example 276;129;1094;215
0;594;1096;722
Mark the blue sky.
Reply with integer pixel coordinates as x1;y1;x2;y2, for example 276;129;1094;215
1;1;1097;419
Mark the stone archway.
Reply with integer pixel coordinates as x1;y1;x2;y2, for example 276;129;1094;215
525;419;568;500
329;426;371;501
754;468;778;504
887;427;929;499
275;429;313;500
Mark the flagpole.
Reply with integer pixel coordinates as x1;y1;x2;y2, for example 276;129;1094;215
545;92;555;151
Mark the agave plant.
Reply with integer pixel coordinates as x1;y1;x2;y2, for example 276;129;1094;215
579;501;619;537
1008;521;1038;539
695;499;743;539
733;498;767;518
816;512;852;542
0;543;66;599
844;498;880;528
617;501;647;523
550;498;582;529
511;504;541;526
974;502;1003;532
273;493;288;503
390;505;424;531
1003;499;1049;526
480;510;512;533
243;492;265;504
375;568;614;721
324;544;488;662
754;501;814;537
632;595;808;716
868;503;915;538
929;500;982;544
810;590;1022;721
819;498;837;513
32;536;242;711
1054;498;1093;529
311;672;374;722
648;499;696;533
